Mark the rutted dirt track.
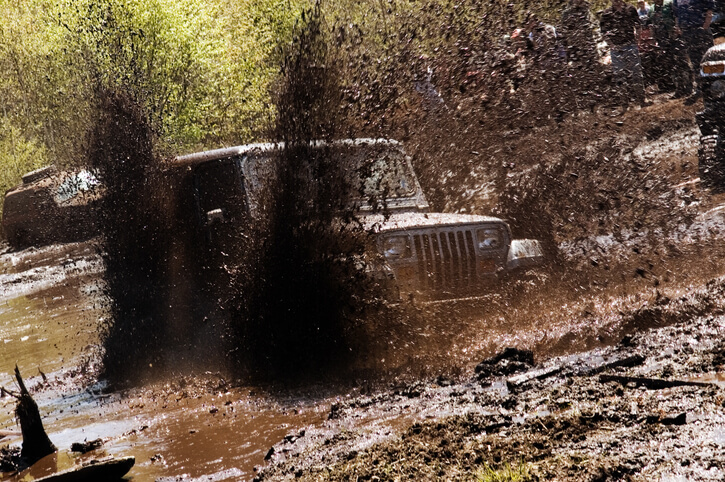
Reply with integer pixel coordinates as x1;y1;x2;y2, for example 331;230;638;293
3;95;725;481
256;283;725;481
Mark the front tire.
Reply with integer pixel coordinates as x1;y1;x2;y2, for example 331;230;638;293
698;134;725;191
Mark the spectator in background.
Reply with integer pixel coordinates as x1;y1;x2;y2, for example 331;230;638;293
637;1;659;84
600;0;647;106
560;0;602;109
638;1;652;18
673;0;714;103
521;12;567;119
649;0;694;96
523;12;561;71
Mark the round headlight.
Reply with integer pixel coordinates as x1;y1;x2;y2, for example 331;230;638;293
382;235;411;259
476;228;503;250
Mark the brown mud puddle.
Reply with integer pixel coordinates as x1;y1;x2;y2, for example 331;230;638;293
3;223;725;480
0;242;336;481
3;98;725;479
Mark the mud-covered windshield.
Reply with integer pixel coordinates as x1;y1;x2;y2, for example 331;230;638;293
54;170;102;205
334;144;416;200
242;143;417;209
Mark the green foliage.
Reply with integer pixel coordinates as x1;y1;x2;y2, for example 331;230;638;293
0;0;63;201
0;121;49;202
476;460;532;482
51;0;304;154
0;0;304;211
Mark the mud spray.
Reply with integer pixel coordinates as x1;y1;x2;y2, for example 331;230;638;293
87;88;168;385
91;4;406;386
226;3;405;382
90;0;705;388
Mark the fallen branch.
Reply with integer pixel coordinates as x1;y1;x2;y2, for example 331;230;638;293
599;374;715;390
585;354;646;375
13;366;57;465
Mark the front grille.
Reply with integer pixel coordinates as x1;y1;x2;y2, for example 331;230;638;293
412;230;478;291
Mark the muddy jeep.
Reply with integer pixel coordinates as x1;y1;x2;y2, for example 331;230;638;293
2;166;102;249
368;213;543;300
166;139;543;300
697;40;725;188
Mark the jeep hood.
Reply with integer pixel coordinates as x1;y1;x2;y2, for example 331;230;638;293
703;42;725;63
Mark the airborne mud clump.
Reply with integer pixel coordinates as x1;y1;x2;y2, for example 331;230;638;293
228;3;406;381
87;88;169;385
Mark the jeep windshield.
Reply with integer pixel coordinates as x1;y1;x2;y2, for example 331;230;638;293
241;141;425;216
341;145;416;200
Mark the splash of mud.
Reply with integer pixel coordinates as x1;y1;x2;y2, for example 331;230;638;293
87;88;170;385
226;2;405;381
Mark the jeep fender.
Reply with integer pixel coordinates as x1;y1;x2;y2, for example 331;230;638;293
506;239;544;271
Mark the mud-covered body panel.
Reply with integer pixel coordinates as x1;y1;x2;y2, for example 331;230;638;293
2;167;102;249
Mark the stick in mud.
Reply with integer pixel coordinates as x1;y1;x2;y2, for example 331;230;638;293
12;366;56;464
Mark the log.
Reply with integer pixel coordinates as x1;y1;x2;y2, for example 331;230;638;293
14;366;56;464
33;456;135;482
599;374;715;390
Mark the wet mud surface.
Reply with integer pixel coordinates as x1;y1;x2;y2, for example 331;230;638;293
256;281;725;481
3;96;725;481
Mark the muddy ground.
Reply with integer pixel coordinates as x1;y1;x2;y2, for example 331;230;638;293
3;92;725;481
255;282;725;481
252;94;725;482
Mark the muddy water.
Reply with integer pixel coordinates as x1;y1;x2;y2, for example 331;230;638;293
3;206;725;481
0;242;331;481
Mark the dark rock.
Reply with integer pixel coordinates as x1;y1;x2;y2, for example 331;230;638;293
329;402;342;420
475;348;535;379
264;447;275;460
435;375;454;387
70;438;104;454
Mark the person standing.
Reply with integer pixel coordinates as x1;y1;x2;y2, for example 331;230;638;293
638;0;652;18
560;0;602;109
649;0;693;96
600;0;647;106
673;0;714;102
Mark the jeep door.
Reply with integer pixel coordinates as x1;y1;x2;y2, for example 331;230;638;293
193;157;249;251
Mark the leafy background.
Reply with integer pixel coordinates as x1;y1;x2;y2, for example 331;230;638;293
0;0;615;214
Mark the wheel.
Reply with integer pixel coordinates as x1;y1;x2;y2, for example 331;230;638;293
698;134;725;190
5;227;31;251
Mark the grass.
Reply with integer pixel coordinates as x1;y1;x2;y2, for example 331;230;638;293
476;460;532;482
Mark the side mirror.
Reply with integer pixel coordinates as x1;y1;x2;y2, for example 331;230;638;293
206;208;226;225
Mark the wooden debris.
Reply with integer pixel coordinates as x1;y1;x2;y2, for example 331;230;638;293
585;354;646;375
33;456;135;482
599;374;715;390
507;366;562;387
13;366;57;465
646;413;687;425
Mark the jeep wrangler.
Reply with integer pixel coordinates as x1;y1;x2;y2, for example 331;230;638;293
2;166;102;249
696;19;725;188
167;139;543;300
